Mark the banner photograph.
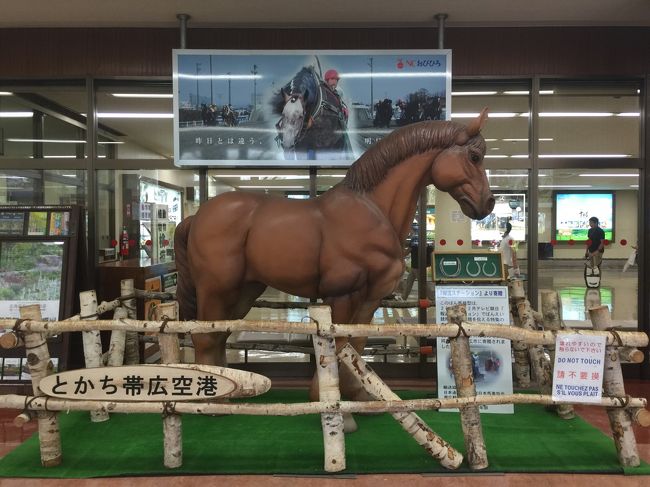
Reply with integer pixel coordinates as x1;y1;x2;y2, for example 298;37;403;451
173;50;451;166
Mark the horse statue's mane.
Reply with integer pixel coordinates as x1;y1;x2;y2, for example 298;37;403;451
342;120;486;193
270;66;320;114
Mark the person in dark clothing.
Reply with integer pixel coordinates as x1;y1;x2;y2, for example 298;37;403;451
585;216;606;268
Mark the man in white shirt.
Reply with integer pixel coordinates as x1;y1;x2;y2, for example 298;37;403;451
499;221;520;278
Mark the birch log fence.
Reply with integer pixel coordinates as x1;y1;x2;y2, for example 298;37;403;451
0;286;649;472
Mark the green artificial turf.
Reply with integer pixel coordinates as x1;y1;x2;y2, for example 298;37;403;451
0;389;648;478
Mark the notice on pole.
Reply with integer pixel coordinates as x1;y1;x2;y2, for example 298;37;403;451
436;285;513;414
552;334;606;404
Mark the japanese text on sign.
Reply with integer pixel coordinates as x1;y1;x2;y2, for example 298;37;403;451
552;334;606;403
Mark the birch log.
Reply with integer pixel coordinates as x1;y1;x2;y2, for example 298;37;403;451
516;299;553;393
446;304;488;470
0;331;24;349
105;307;127;367
2;320;646;347
79;290;110;423
19;304;62;467
509;280;531;388
311;306;346;472
589;305;640;467
619;347;644;364
121;279;140;365
155;302;182;469
1;393;645;417
540;290;575;419
337;343;463;470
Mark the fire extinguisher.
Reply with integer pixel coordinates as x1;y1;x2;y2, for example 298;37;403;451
120;225;129;258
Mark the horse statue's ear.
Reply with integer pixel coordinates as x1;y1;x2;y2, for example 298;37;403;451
466;107;489;137
281;87;290;102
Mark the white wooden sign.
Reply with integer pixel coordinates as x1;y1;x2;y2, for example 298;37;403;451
552;334;606;404
39;364;271;401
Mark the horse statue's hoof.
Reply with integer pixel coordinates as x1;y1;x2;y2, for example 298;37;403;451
343;413;358;433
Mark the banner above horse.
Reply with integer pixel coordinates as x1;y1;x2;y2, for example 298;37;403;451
173;49;451;166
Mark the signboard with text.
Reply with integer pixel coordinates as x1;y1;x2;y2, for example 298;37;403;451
39;364;271;401
433;251;504;282
552;334;606;403
173;49;451;166
436;285;513;414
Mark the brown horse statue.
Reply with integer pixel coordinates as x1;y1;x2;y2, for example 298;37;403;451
174;109;494;400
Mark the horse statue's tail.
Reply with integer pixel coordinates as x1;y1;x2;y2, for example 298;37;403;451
174;216;197;320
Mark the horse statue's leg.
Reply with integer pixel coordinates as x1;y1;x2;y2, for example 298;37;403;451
309;297;379;402
194;281;267;366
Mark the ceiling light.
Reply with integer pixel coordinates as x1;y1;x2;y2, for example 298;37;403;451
7;138;85;144
98;141;125;145
451;91;497;96
487;174;529;178
238;185;305;189
539;185;592;188
111;93;173;98
510;155;529;158
452;112;528;118
484;155;508;158
539;154;631;158
539;112;613;117
96;113;173;119
0;92;12;96
578;173;638;177
616;112;641;117
501;90;554;95
215;174;309;179
0;111;33;118
630;184;639;188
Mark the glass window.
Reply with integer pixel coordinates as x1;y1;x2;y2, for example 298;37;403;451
452;80;531;160
538;80;641;158
0;170;86;206
95;82;173;159
96;169;199;263
208;168;311;198
536;168;638;328
0;84;87;159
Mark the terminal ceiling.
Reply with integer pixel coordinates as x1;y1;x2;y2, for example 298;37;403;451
0;1;645;194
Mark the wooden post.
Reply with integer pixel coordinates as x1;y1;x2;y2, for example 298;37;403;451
540;290;574;419
337;343;462;470
310;306;346;472
589;305;640;467
446;304;488;470
508;280;531;388
19;304;62;467
516;299;553;394
154;302;182;469
121;279;140;365
105;307;127;367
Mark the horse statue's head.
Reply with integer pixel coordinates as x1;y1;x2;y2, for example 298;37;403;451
431;108;495;219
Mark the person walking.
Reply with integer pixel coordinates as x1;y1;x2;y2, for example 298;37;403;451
585;216;606;270
499;220;520;278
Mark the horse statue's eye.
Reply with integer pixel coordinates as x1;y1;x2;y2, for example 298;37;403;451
470;153;481;163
